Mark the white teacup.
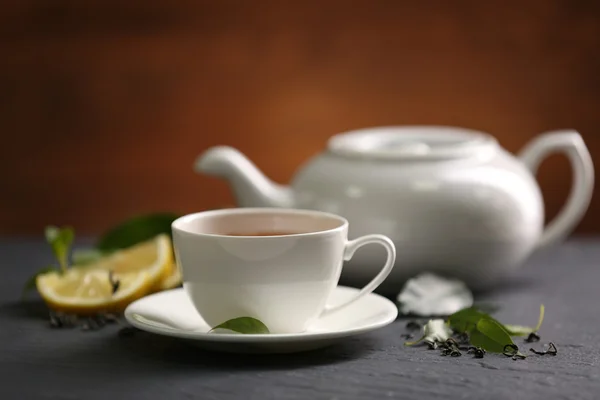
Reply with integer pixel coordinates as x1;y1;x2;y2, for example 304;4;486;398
171;208;396;334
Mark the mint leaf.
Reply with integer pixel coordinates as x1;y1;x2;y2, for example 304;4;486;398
449;304;545;339
22;266;59;296
209;317;270;334
534;304;545;332
96;213;179;252
503;324;535;336
470;302;500;314
45;226;74;273
470;318;515;353
23;226;73;297
447;307;489;334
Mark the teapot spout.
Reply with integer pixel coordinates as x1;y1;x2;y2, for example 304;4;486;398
194;146;294;208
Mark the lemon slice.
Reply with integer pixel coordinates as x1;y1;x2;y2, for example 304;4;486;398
85;234;173;289
36;234;173;314
36;269;152;314
156;262;182;291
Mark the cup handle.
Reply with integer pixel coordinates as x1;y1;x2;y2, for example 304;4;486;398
320;234;396;317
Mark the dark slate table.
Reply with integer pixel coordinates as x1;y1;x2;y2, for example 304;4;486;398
1;237;599;400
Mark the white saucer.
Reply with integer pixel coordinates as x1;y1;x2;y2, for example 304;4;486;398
124;286;398;354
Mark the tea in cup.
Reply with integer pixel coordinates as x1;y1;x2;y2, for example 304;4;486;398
171;208;396;334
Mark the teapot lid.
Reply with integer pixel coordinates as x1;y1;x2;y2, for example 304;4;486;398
327;126;497;160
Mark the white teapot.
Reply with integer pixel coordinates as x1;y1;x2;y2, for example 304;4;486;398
195;126;594;293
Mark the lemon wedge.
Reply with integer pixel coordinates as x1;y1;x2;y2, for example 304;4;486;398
36;269;152;314
156;262;182;291
36;234;173;314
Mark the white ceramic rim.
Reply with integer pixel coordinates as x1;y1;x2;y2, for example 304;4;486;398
171;207;349;238
327;125;498;160
124;286;398;342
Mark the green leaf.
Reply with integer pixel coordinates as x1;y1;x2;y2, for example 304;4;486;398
470;302;500;314
404;336;425;346
96;212;179;252
470;318;515;353
534;304;545;332
72;248;107;266
447;307;489;334
503;324;535;336
209;317;270;334
45;226;74;272
22;266;59;297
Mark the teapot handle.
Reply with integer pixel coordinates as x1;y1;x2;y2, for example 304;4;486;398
518;130;594;249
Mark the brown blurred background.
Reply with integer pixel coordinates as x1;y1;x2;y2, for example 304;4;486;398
1;0;599;236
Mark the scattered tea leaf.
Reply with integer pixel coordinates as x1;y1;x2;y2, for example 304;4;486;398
530;342;557;356
470;318;515;354
525;332;541;343
441;348;462;357
503;343;518;356
440;338;462;357
103;313;119;324
45;226;74;273
502;344;527;360
46;311;121;331
96;212;179;252
546;342;558;355
209;317;270;334
49;311;77;327
410;304;551;361
467;346;486;358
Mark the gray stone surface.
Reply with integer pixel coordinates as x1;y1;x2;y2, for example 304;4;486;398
0;237;599;400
